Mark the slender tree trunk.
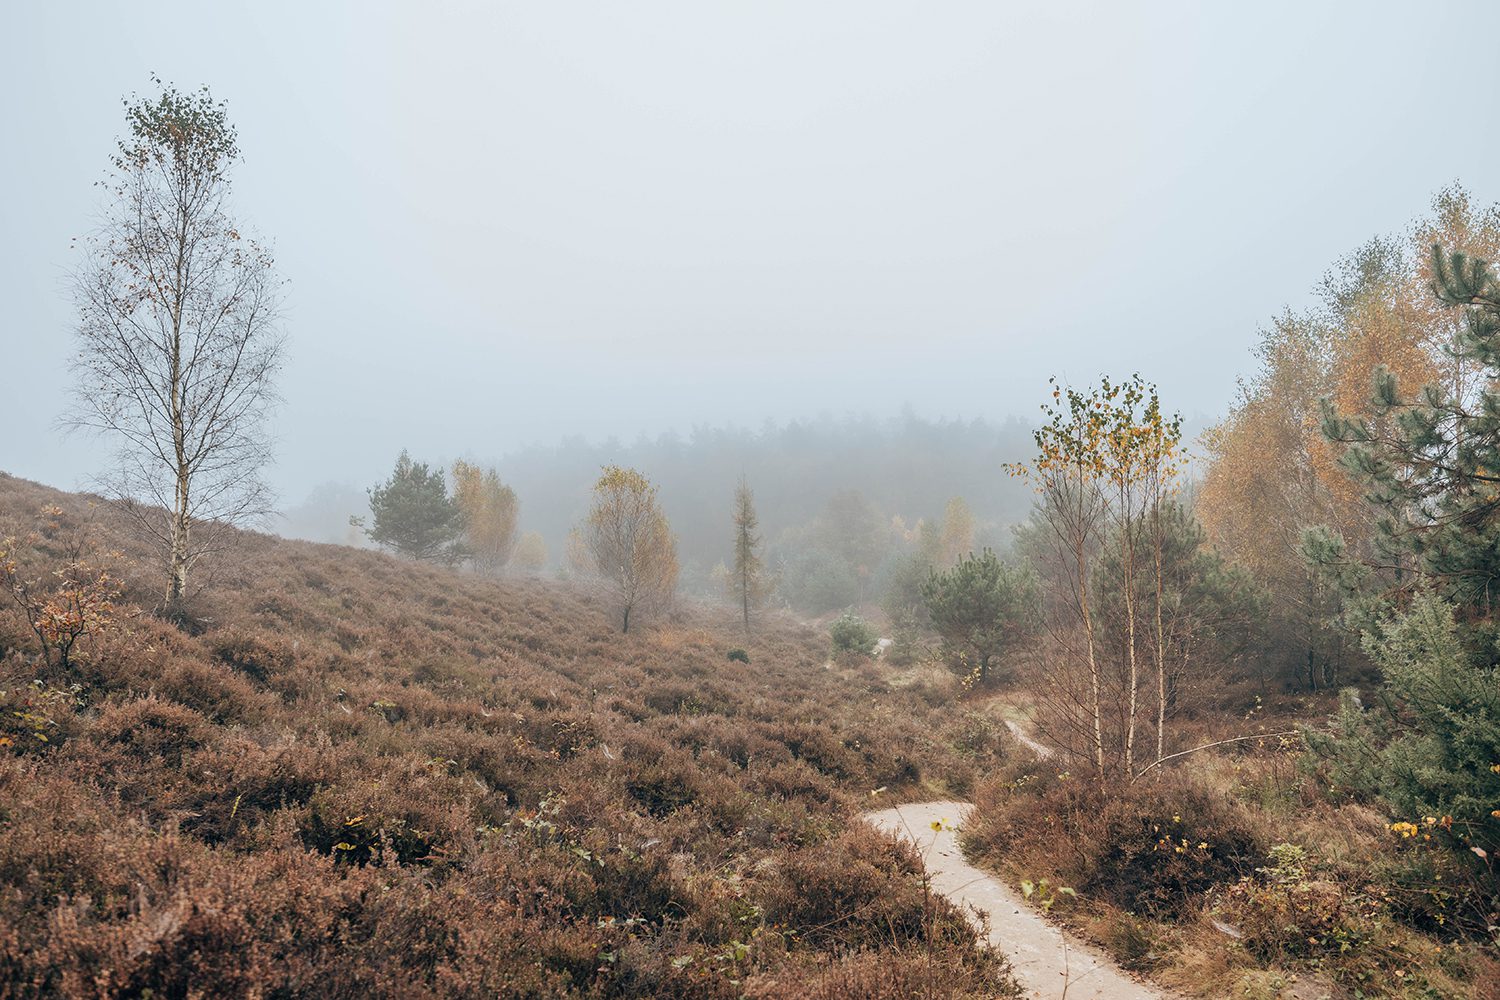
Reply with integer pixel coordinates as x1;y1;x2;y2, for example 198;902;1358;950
1121;513;1139;776
1076;532;1105;779
1153;502;1167;772
741;561;750;634
166;174;191;607
169;465;190;605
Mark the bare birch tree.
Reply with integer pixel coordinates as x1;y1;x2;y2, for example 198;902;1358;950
67;79;283;610
1009;379;1110;777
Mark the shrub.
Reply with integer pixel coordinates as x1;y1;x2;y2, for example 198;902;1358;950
920;548;1038;684
828;612;876;657
967;771;1265;920
1305;592;1500;857
0;526;123;670
726;647;750;664
1303;591;1500;930
1216;842;1381;964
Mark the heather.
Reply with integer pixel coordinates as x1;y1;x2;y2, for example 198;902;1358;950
0;473;1015;999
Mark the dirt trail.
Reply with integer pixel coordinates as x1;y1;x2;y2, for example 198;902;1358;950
1004;719;1053;760
865;801;1169;1000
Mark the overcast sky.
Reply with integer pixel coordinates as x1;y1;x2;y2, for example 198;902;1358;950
3;1;1498;502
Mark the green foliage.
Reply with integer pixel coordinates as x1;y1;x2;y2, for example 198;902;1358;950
731;478;771;631
365;451;465;563
884;604;926;666
726;647;750;664
829;612;877;657
881;550;935;625
1320;247;1500;610
1306;591;1500;857
1098;501;1270;674
117;76;238;181
920;548;1038;683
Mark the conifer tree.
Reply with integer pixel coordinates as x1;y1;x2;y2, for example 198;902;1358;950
921;548;1039;684
365;451;465;562
1308;246;1500;882
1317;246;1500;611
731;477;769;632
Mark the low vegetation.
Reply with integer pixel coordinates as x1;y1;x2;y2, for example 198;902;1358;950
0;474;1018;999
963;734;1496;998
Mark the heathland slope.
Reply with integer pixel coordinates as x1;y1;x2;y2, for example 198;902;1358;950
0;473;1017;999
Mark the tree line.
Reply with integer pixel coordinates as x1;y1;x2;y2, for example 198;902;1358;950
360;451;774;635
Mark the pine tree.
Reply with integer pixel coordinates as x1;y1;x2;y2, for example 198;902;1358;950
731;477;769;633
1319;246;1500;612
1308;246;1500;886
365;451;465;562
920;548;1039;684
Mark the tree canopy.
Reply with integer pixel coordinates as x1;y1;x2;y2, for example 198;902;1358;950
365;451;465;562
582;465;679;633
921;548;1038;684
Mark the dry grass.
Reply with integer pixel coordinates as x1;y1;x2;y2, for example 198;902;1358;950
962;736;1494;1000
0;473;1018;999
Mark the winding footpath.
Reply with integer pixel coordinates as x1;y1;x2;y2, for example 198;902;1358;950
864;727;1171;999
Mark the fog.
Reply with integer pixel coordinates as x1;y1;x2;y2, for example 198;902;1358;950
3;2;1498;524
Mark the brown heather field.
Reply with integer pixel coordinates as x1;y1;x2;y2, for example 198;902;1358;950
0;473;1019;999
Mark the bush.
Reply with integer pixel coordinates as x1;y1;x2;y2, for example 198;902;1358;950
726;647;750;664
920;548;1037;684
1303;591;1500;930
967;771;1265;920
829;612;876;657
1216;842;1380;964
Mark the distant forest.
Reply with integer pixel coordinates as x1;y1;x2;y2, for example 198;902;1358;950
281;413;1048;608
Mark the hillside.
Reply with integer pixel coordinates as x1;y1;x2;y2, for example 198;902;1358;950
0;473;1017;999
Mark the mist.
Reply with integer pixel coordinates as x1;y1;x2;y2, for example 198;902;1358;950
5;2;1498;513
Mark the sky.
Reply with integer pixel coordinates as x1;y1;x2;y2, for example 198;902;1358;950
3;1;1498;503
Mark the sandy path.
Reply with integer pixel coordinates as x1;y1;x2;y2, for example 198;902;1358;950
864;800;1169;1000
1004;719;1053;760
